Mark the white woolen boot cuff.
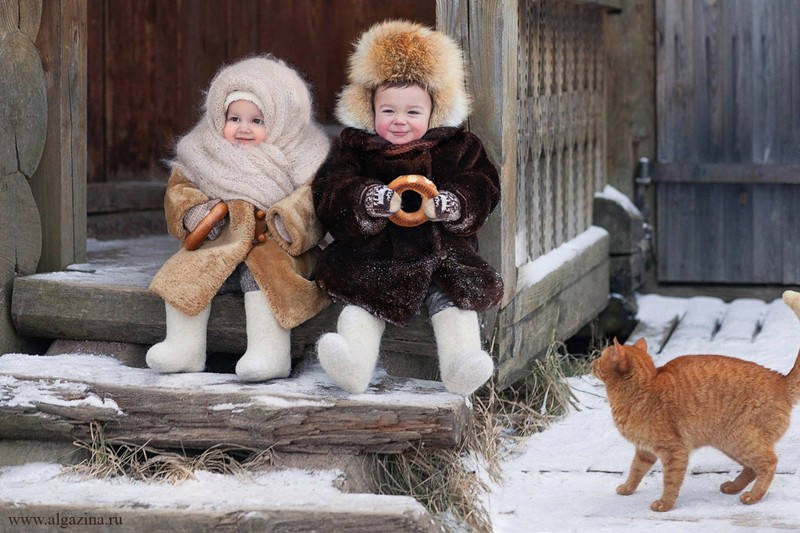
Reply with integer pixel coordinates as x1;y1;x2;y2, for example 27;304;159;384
317;305;385;393
146;302;210;373
236;291;291;382
431;307;494;396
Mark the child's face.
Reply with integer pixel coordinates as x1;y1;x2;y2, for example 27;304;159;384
223;100;268;146
374;84;432;145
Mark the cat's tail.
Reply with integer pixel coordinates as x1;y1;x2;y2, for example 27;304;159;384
787;349;800;405
784;290;800;322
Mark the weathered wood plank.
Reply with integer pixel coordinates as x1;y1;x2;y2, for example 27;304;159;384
0;353;469;454
0;0;42;36
0;504;439;533
782;184;800;284
662;295;727;349
653;163;800;184
505;226;609;326
30;0;87;271
87;181;167;213
437;0;517;307
0;2;45;357
714;298;767;343
0;32;47;178
497;251;609;388
495;227;609;387
657;181;800;284
625;294;688;355
0;439;86;467
0;493;438;533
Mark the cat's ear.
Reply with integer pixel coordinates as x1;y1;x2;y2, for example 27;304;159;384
611;338;631;372
633;338;648;352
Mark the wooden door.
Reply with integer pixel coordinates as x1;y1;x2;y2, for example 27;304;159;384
654;0;800;284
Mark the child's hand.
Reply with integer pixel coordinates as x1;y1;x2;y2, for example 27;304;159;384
364;184;401;218
184;199;226;240
424;191;461;222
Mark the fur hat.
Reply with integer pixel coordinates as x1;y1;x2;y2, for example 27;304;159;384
336;20;471;132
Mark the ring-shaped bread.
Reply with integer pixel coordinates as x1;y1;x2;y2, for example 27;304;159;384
387;174;438;227
184;201;229;250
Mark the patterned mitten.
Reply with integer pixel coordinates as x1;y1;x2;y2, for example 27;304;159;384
364;185;401;218
183;199;226;240
424;190;461;222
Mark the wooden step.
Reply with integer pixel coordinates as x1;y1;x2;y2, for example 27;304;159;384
0;462;441;532
0;352;468;454
11;235;439;379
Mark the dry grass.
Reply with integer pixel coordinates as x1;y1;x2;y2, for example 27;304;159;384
373;340;581;533
373;444;492;533
66;422;275;483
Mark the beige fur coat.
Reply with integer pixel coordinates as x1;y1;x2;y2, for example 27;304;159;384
149;170;329;329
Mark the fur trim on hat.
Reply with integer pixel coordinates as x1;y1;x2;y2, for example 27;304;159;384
336;20;471;132
224;90;265;115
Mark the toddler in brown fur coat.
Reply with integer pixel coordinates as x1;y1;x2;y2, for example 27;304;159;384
312;21;504;396
147;55;330;381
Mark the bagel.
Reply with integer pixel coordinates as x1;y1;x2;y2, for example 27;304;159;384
387;174;438;227
183;202;229;251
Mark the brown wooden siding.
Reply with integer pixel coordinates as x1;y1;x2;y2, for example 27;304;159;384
87;0;435;183
655;0;800;284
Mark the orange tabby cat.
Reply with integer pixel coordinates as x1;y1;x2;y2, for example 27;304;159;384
592;337;800;512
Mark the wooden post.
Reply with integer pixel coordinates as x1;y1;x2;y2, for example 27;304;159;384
0;0;46;352
437;0;615;388
437;0;519;308
30;0;87;273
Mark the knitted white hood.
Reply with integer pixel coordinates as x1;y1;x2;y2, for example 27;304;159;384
174;56;330;211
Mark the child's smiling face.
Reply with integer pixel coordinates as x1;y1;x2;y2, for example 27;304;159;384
374;84;432;145
223;100;268;146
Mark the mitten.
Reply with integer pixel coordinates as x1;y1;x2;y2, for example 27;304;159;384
272;213;293;243
364;184;401;218
424;190;461;222
184;199;226;240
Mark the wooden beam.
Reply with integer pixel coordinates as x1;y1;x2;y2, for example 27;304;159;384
30;0;87;272
0;353;469;454
0;0;46;352
654;162;800;184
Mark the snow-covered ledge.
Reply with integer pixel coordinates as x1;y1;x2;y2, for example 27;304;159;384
0;352;469;454
496;226;610;387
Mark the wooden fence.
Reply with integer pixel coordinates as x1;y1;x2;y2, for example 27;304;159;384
655;0;800;284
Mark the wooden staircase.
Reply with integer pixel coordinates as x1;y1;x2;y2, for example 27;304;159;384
1;235;471;531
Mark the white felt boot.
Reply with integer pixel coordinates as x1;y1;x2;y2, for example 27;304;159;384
431;307;494;396
317;305;385;393
146;302;210;373
236;291;291;382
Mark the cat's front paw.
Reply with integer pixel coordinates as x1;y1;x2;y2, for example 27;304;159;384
650;499;674;512
616;484;636;496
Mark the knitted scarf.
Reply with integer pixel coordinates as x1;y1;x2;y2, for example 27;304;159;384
173;56;330;211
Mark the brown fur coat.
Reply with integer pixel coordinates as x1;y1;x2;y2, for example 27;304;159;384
149;170;329;329
311;127;503;326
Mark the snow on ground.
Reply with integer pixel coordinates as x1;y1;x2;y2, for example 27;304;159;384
485;293;800;533
2;292;800;531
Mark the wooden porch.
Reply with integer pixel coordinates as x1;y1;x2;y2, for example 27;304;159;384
1;1;622;529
